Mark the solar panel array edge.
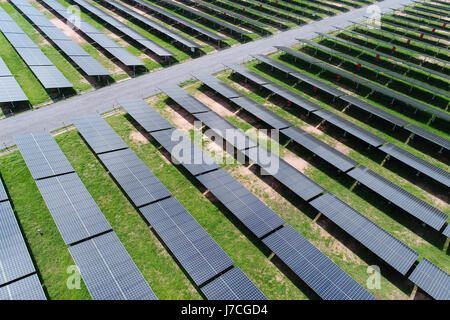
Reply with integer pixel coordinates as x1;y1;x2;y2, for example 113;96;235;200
408;258;450;300
0;274;46;300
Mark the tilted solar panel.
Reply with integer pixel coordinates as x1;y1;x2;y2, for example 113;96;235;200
197;169;285;238
70;55;111;76
195;111;258;151
314;109;386;148
443;225;450;238
0;274;46;300
291;71;346;98
281;126;358;172
158;85;210;114
29;65;73;89
0;20;27;33
408;259;449;300
380;143;450;188
406;125;450;152
0;57;12;77
140;197;234;285
71;114;128;155
69;231;158;300
35;173;112;245
243;146;324;201
3;32;36;48
151;128;220;176
0;201;36;285
262;225;376;300
347;166;448;231
118;98;173;133
193;73;243;99
310;193;419;275
225;64;271;86
0;178;7;202
201;267;266;300
14;132;75;180
251;54;297;74
0;76;28;103
276;46;324;65
99;149;172;208
262;82;323;113
15;47;53;66
38;26;68;40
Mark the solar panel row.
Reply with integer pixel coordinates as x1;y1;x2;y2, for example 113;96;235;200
405;124;450;153
347;165;448;231
41;0;144;67
159;84;210;114
262;225;376;300
443;225;450;238
0;274;46;300
0;6;71;89
225;63;272;86
11;0;110;77
408;258;449;300
193;73;244;99
72;0;174;57
0;56;27;103
130;0;226;41
0;177;7;203
310;193;419;275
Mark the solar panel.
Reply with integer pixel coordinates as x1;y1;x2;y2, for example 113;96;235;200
230;96;292;129
0;20;26;33
0;274;46;300
276;46;324;66
281;126;358;172
71;114;128;155
51;39;89;56
14;132;75;180
68;231;158;300
26;15;55;28
193;73;243;99
29;65;73;89
0;201;36;285
427;108;450;123
118;98;173;133
347;166;448;231
98;149;172;208
0;178;7;202
197;169;285;238
443;224;450;238
151;128;220;176
201;266;266;300
15;47;53;66
408;259;449;300
314;109;386;148
406;125;450;152
0;57;12;77
35;173;112;245
251;54;298;74
3;32;36;48
70;55;110;76
0;76;28;103
310;193;419;275
225;64;271;86
262;225;375;300
262;83;323;113
380;143;450;188
85;32;120;48
244;146;324;201
103;47;144;66
290;71;346;98
195;111;258;151
140;197;234;285
340;95;409;128
158;85;210;114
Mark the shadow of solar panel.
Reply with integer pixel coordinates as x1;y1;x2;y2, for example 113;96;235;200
244;146;324;201
201;267;266;300
151;129;220;176
281;126;357;172
347;166;448;231
262;82;323;113
314;109;386;147
0;77;28;103
71;114;128;154
158;85;210;114
0;274;46;300
99;149;171;207
341;95;409;128
197;169;285;238
118;98;173;133
0;201;36;285
380;143;450;188
225;63;271;86
0;20;26;33
15;47;53;66
252;54;297;74
406;125;450;152
408;259;449;300
68;231;157;300
29;65;72;89
35;173;112;245
3;32;37;48
0;179;7;202
195;112;258;151
14;132;75;180
193;73;243;99
310;193;419;275
231;96;293;130
140;197;234;285
70;55;111;76
262;225;375;300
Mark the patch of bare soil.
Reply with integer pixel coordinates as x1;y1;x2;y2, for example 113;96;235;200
282;151;310;173
301;123;323;135
129;131;148;144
